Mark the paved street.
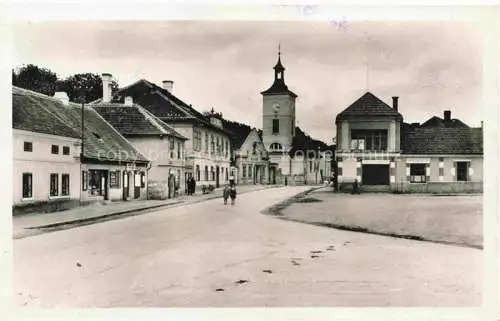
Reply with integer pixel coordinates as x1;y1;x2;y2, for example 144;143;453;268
14;186;481;307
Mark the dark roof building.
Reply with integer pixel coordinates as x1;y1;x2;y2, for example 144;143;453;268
110;79;230;135
401;127;483;155
420;110;470;128
91;102;187;140
289;127;332;156
336;92;402;123
12;86;148;164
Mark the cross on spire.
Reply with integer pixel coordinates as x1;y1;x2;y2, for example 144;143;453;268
278;43;281;57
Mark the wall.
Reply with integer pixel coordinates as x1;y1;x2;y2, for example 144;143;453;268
13;130;81;205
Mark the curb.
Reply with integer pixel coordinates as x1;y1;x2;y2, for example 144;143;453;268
26;185;278;230
260;186;323;216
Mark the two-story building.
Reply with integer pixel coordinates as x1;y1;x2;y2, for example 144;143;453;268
91;94;188;199
220;116;269;185
335;92;483;193
12;86;150;215
109;77;232;190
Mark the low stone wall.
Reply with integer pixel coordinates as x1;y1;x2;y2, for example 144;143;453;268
13;198;81;216
392;182;483;194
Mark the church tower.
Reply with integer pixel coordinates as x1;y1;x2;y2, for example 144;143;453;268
261;48;297;154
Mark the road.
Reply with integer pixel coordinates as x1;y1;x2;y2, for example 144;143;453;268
14;186;481;307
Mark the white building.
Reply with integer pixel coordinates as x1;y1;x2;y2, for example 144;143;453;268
111;78;232;189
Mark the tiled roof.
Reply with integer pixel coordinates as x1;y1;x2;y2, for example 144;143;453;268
336;92;402;121
289;127;331;156
12;86;149;163
91;103;187;140
420;116;470;128
401;127;483;155
114;79;230;135
13;90;80;139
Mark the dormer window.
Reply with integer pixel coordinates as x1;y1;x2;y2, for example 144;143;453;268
270;142;283;151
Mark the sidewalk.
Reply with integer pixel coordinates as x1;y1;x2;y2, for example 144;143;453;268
14;184;278;239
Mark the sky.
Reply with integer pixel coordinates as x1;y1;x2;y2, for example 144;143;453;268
12;20;483;143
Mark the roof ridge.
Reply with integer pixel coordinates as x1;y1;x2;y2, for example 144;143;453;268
135;104;186;139
152;90;194;118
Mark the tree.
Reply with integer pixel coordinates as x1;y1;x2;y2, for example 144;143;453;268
64;73;118;103
12;64;58;96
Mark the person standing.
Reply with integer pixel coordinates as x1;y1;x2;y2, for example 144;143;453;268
229;181;237;205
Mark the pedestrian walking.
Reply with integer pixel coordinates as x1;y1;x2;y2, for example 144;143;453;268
351;178;361;195
222;184;230;205
191;177;196;195
229;182;237;205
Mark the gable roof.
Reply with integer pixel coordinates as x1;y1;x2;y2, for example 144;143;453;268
336;92;402;122
113;79;230;135
420;116;470;128
401;127;483;155
91;102;187;140
289;127;332;156
13;90;80;139
12;86;149;163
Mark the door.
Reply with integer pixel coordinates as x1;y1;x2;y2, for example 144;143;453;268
123;171;129;200
134;171;141;199
216;166;220;188
362;165;390;185
101;172;109;200
270;168;276;185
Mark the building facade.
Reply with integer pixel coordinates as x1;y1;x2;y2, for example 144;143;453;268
111;78;232;190
12;86;150;214
91;88;188;199
335;92;483;193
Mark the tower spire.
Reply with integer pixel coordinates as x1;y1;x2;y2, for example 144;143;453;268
278;43;281;57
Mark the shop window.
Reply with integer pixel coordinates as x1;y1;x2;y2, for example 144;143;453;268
62;174;70;196
24;141;33;152
22;173;32;198
141;172;146;188
456;162;469;182
110;171;121;188
63;146;70;155
89;170;106;196
82;171;88;191
50;173;58;196
51;145;59;154
410;164;426;183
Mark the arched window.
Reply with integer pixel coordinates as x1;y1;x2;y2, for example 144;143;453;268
204;166;208;181
270;142;283;151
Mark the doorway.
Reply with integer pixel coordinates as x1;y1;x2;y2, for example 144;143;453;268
134;171;141;199
122;171;129;200
362;165;389;185
216;166;220;188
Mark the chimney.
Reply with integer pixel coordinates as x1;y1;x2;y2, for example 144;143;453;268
392;96;399;112
102;73;112;103
124;96;133;106
54;91;69;105
444;110;451;121
162;80;173;93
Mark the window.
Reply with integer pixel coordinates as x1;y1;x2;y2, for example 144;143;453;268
177;142;181;159
193;129;202;152
204;166;208;181
22;173;32;198
309;160;313;172
211;166;215;180
50;173;58;196
225;168;228;181
248;165;252;178
225;141;229;157
216;137;220;155
270;142;283;151
196;165;200;181
410;164;426;183
252;142;257;155
63;146;70;155
242;165;246;178
210;135;215;154
62;174;70;196
169;138;175;158
351;130;388;151
272;119;280;134
110;171;121;188
141;172;146;188
82;171;88;191
456;162;469;182
204;133;209;153
350;139;365;151
24;142;33;152
51;145;59;154
89;170;106;196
